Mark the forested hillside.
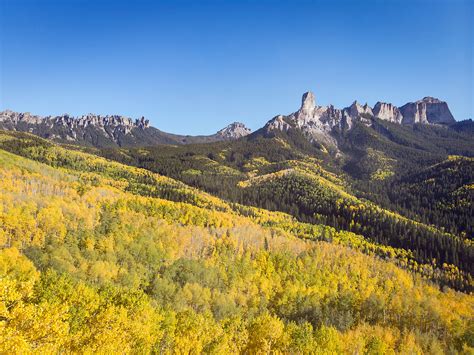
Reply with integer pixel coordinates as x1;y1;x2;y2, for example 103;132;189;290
0;130;473;353
88;123;474;290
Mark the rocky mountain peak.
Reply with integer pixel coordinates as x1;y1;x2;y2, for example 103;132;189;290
301;91;316;113
419;97;443;104
263;90;458;151
400;97;455;124
265;92;345;149
346;100;373;119
373;102;403;123
216;122;251;139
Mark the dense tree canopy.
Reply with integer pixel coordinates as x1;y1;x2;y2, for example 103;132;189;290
0;130;473;353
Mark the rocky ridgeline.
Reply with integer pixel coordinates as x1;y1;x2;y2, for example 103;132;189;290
0;110;150;132
0;109;251;146
266;92;349;147
264;91;456;146
0;91;455;148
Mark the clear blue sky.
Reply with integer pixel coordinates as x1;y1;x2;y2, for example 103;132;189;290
1;0;472;134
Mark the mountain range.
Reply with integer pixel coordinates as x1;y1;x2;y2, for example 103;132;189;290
262;92;459;150
1;91;468;150
0;110;252;147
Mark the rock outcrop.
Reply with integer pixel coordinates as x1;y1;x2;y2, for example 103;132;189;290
399;97;455;124
264;91;348;148
265;115;293;132
263;92;347;147
345;101;373;119
373;102;403;123
263;91;457;150
342;101;374;126
216;122;251;139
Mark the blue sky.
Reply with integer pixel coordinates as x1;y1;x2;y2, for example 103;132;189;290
1;0;472;134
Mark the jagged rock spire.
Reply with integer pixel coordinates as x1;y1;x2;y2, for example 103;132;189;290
301;91;316;113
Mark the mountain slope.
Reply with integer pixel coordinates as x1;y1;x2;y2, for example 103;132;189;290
367;156;474;237
76;129;473;289
0;132;473;353
65;93;473;289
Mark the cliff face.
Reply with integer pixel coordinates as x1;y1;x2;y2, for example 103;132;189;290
399;97;455;124
346;101;373;119
263;91;457;149
373;102;403;123
264;91;348;148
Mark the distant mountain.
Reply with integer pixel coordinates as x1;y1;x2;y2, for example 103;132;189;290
261;91;458;151
0;91;465;152
0;110;251;148
215;122;252;139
